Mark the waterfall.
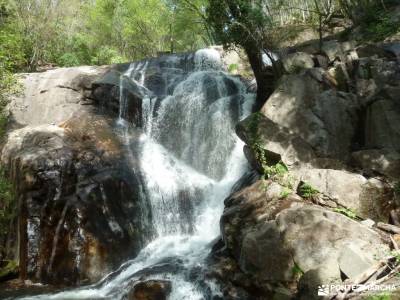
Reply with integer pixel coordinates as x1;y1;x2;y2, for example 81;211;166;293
19;49;255;300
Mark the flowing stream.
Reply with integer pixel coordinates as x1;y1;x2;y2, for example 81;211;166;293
19;49;255;300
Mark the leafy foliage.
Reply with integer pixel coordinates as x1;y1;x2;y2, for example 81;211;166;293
0;0;212;70
364;14;399;41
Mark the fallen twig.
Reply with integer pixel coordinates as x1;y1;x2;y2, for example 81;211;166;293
377;222;400;234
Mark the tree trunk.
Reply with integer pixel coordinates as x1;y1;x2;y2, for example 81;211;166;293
244;46;276;111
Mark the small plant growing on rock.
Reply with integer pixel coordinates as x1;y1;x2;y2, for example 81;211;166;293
280;188;291;199
298;182;319;199
334;207;358;220
291;262;304;281
264;161;288;178
228;63;238;73
247;112;294;193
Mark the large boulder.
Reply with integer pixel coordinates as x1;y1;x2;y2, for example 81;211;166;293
221;181;389;298
236;113;316;168
365;98;400;151
297;168;395;221
282;52;314;73
1;65;155;286
263;73;360;159
127;280;172;300
1;117;150;285
9;66;110;127
356;57;400;85
239;70;361;164
352;149;400;179
321;40;356;62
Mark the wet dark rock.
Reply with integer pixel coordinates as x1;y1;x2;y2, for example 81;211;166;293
92;68;149;126
127;280;171;300
1;114;152;286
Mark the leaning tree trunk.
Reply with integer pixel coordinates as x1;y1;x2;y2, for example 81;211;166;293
244;46;276;111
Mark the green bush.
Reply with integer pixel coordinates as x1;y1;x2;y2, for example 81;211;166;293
91;46;125;65
365;15;399;41
57;52;81;67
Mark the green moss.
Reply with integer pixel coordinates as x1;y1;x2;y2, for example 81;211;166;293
228;63;238;73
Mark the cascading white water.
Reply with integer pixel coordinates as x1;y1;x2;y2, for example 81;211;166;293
18;49;255;300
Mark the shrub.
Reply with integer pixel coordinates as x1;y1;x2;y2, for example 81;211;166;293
298;182;319;198
364;15;399;41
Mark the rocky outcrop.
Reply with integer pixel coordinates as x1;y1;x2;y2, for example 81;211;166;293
365;98;400;151
219;179;389;299
1;65;154;285
221;37;400;299
236;113;316;168
9;66;109;127
282;52;314;73
352;149;400;179
296;168;394;221
237;69;361;168
1;114;151;285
